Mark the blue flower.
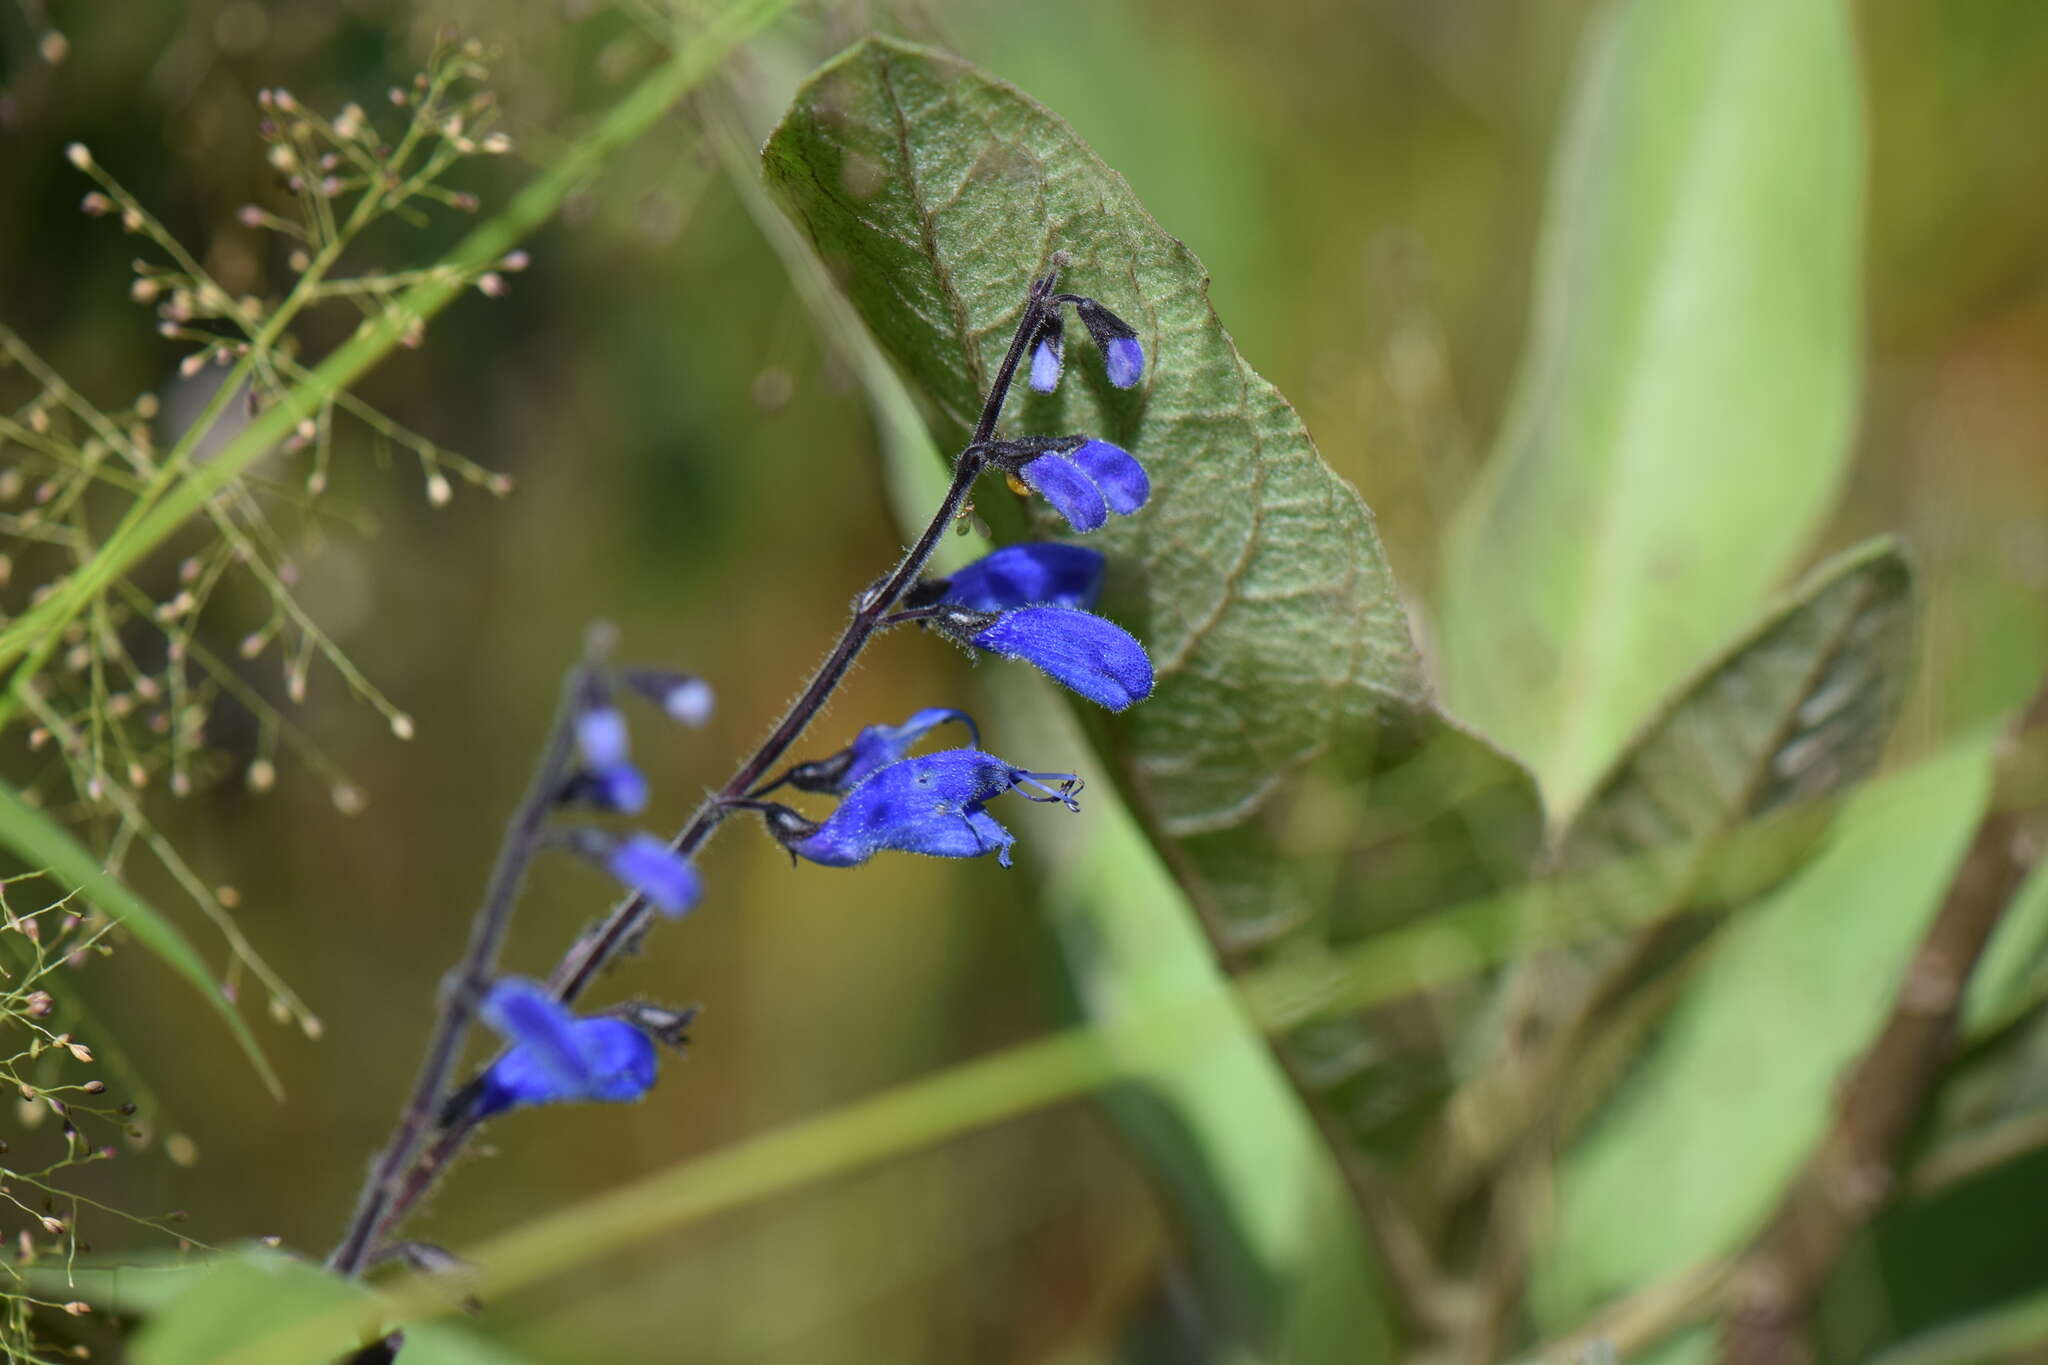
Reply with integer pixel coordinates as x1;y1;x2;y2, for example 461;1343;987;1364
622;670;715;727
1017;439;1149;533
567;763;648;814
767;748;1082;870
938;543;1105;613
1074;298;1145;389
783;706;980;796
568;703;648;814
969;605;1154;711
603;832;701;917
472;978;657;1117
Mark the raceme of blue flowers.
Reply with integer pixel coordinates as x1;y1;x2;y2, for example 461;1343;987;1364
460;284;1157;1128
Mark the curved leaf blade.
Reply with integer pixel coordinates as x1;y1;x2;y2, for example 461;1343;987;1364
761;33;1539;955
1441;540;1916;1187
1534;737;1997;1328
0;784;280;1098
1436;0;1866;822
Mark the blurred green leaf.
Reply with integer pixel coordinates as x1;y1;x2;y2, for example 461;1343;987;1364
1963;844;2048;1040
1437;0;1865;822
761;35;1539;959
1864;1286;2048;1365
1445;540;1915;1184
1000;668;1394;1360
0;783;279;1098
1533;735;1998;1328
122;1246;532;1365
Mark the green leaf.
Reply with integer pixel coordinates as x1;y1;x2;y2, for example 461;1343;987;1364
0;783;280;1098
995;668;1395;1360
1443;540;1916;1186
746;65;1395;1354
1436;0;1866;822
121;1246;535;1365
762;34;1540;957
1533;735;1999;1329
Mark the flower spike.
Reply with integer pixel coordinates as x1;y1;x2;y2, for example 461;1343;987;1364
962;605;1154;711
468;978;658;1118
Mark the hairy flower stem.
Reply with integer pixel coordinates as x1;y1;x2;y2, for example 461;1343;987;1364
356;267;1063;1263
327;638;606;1277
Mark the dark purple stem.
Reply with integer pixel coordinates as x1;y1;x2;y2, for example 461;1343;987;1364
352;267;1063;1262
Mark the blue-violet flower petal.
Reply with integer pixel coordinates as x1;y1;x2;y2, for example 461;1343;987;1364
1070;440;1149;515
474;979;658;1117
1018;454;1108;533
1104;335;1145;389
836;707;980;793
576;706;629;769
785;748;1078;870
605;833;701;917
970;606;1154;711
1028;336;1063;394
941;543;1105;613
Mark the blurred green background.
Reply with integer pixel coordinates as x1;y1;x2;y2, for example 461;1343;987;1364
2;0;2046;1360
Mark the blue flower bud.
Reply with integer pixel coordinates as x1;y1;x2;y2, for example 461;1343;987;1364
1074;298;1145;389
938;543;1105;613
622;670;714;727
1103;336;1144;389
472;978;658;1117
1027;316;1065;394
576;706;630;769
603;832;701;917
763;748;1083;870
564;762;650;815
969;605;1154;711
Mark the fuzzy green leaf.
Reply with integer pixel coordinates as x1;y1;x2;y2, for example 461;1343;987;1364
1442;540;1916;1189
1436;0;1866;822
762;33;1539;963
1534;736;1997;1327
